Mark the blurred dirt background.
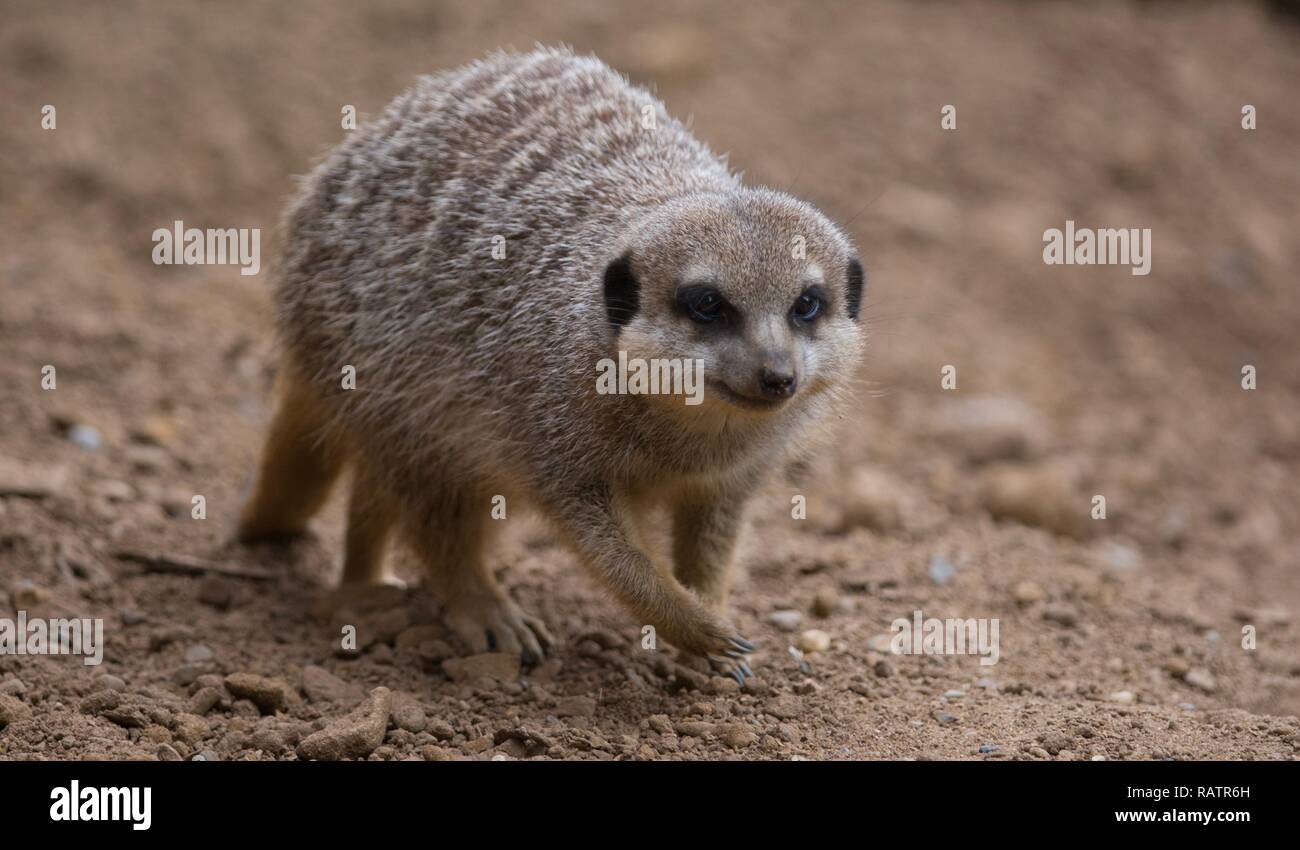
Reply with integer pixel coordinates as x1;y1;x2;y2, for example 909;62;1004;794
2;0;1299;760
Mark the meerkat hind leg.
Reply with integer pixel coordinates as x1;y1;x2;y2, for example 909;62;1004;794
238;373;345;542
403;488;552;662
341;462;399;586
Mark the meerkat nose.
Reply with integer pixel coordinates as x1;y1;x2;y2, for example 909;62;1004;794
757;367;797;399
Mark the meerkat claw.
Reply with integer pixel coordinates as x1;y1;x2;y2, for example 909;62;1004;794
730;636;755;653
708;653;752;683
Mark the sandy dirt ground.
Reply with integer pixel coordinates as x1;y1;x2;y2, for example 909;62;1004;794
2;0;1298;761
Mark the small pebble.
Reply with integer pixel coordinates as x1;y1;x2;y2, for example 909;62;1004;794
766;610;802;632
797;629;831;653
67;424;102;451
928;554;956;585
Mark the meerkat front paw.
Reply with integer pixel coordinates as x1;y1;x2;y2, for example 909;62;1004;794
707;635;755;685
444;593;553;664
670;611;756;684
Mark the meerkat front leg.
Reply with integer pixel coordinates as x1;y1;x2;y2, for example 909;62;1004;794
546;485;754;682
671;484;751;611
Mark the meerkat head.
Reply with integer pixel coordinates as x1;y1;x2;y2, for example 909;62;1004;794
602;188;864;425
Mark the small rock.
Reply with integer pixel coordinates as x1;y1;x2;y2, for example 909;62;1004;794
1159;507;1190;548
224;673;298;714
197;576;236;610
296;687;393;761
811;589;838;618
767;695;804;720
928;396;1049;464
421;745;455;761
172;712;210;748
10;582;49;609
427;719;455;741
67;424;102;451
171;665;205;687
0;694;33;727
301;666;364;706
647;715;673;735
0;456;68;498
978;461;1086;538
126;444;168;474
709;676;741;695
866;633;895;653
1012;580;1045;605
1184;668;1217;693
719;723;758;749
90;479;134;503
1041;604;1079;628
766;609;803;632
187;688;222;716
1098;541;1141;573
391;700;428;734
838;467;906;532
130;415;176;447
928;554;957;585
1038;731;1074;755
797;629;831;653
674;720;716;738
249;727;286;754
93;675;127;692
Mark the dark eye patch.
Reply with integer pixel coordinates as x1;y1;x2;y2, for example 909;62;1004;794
603;253;639;331
846;258;864;321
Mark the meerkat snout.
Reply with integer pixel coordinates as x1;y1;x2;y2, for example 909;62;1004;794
758;363;797;399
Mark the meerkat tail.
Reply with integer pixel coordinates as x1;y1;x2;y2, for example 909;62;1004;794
237;369;345;542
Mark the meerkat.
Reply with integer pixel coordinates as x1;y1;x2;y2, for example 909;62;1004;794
237;47;865;681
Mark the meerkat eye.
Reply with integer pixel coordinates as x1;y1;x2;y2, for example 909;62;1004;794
677;285;728;324
791;287;825;323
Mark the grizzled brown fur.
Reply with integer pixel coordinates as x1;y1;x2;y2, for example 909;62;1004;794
239;47;864;679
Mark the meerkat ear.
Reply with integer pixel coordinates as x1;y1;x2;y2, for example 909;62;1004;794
845;257;864;321
603;253;639;330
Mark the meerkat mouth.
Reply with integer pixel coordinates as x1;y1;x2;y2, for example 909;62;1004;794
707;380;791;412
